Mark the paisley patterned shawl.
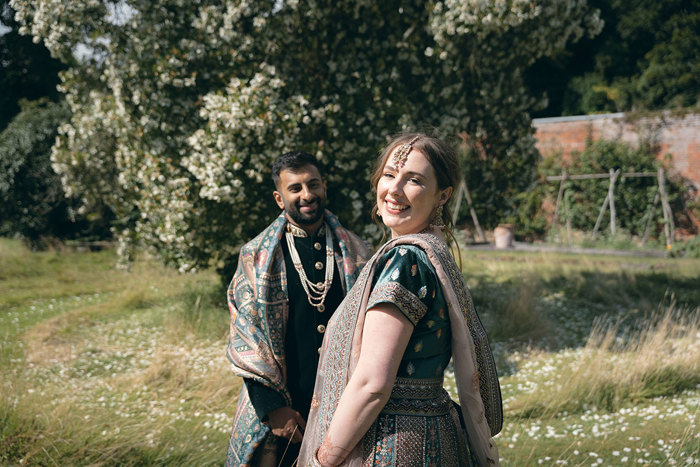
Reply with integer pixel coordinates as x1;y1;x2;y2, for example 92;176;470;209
299;233;502;466
225;211;370;466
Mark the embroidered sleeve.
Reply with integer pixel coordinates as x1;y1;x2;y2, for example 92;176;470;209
366;246;438;325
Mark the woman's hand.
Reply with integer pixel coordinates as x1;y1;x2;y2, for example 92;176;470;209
315;435;351;467
311;303;414;464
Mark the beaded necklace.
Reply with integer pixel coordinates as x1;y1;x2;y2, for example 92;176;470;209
285;225;334;312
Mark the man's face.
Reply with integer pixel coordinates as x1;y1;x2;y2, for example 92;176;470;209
273;164;327;226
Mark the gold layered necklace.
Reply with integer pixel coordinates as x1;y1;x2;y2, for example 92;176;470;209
285;225;334;312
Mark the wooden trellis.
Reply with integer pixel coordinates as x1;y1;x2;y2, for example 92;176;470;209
452;178;486;243
546;167;675;247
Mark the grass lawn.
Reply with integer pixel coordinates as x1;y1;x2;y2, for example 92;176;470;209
1;238;698;465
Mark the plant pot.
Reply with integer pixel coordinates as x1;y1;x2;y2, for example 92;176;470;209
494;224;514;249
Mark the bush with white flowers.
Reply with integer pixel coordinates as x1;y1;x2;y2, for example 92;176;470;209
11;0;602;278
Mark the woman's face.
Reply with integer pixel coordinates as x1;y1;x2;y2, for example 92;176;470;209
376;146;448;238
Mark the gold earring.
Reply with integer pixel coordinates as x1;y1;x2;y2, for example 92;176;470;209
430;204;445;229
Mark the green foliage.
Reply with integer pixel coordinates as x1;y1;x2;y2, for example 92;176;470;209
527;0;700;116
638;11;700;109
671;236;700;258
10;0;602;278
562;141;659;234
0;100;76;246
515;139;685;240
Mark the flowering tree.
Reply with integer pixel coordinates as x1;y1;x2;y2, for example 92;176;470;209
11;0;601;278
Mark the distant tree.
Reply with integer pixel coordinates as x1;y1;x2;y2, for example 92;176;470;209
637;11;700;109
0;0;65;131
526;0;700;116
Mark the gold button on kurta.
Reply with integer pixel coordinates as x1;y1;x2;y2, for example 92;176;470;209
314;242;322;250
317;324;326;334
314;261;323;270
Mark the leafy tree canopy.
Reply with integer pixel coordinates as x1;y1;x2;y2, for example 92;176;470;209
527;0;700;116
10;0;602;278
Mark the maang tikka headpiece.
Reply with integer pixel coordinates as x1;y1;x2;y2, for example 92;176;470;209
392;136;421;169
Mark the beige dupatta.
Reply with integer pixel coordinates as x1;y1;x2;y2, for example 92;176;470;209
299;233;501;466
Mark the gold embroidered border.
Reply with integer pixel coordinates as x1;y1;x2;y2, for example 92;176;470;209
367;281;427;325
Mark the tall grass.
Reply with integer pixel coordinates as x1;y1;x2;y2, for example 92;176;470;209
479;274;551;342
0;239;236;465
3;239;699;465
509;301;700;418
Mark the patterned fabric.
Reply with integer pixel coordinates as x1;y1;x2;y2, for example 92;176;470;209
298;233;502;467
367;281;427;325
367;246;451;379
225;211;370;467
362;381;470;467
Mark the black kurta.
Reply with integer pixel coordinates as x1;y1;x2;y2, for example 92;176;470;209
244;225;344;465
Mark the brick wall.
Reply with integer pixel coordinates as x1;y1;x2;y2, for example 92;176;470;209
532;112;700;195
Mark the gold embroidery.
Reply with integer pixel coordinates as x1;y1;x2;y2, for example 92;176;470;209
366;282;428;325
286;223;307;237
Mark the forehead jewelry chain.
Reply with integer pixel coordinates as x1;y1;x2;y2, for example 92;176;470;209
392;136;421;169
285;225;334;313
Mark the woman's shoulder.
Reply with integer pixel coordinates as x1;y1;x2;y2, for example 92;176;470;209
380;244;430;263
381;233;451;263
376;244;438;280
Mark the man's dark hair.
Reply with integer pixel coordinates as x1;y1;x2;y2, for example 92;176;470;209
271;151;322;187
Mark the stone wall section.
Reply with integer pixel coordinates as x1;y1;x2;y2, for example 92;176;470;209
532;112;700;194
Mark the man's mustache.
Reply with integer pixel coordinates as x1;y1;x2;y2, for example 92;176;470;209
298;198;321;207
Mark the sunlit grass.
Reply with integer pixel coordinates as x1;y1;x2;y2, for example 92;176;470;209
1;239;236;465
506;303;700;418
2;238;699;465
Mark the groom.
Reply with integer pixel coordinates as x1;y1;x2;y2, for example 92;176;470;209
225;151;370;466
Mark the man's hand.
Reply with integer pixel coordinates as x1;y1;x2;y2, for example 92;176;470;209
267;406;306;443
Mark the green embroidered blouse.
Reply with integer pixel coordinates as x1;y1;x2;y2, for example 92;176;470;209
366;245;452;379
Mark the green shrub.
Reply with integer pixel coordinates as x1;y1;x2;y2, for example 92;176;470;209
516;139;690;241
0;99;112;247
671;235;700;258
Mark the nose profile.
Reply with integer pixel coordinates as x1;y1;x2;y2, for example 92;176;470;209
301;184;312;200
388;177;403;197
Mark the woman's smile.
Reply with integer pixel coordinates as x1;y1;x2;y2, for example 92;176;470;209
384;199;409;213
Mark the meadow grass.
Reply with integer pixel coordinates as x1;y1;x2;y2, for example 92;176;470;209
1;239;236;465
2;238;699;465
506;303;700;418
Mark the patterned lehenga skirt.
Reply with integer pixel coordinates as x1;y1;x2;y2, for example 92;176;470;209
361;377;474;466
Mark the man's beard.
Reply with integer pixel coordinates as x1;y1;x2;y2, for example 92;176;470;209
286;197;326;225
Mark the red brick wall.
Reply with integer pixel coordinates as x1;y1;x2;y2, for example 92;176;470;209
533;112;700;195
